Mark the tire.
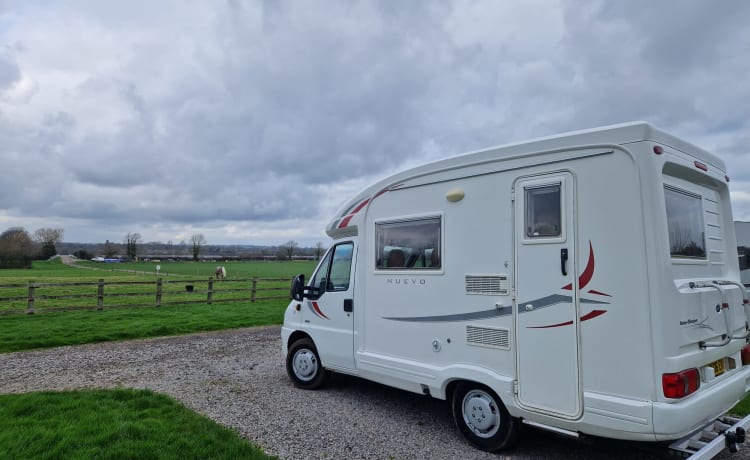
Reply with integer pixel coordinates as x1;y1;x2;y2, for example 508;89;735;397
451;382;519;452
286;338;329;389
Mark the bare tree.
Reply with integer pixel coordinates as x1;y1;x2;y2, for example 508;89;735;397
103;240;117;258
124;232;141;261
190;234;206;261
315;241;325;260
284;240;298;260
34;228;64;259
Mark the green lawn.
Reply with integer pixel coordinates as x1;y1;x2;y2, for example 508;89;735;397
0;389;273;460
0;301;286;354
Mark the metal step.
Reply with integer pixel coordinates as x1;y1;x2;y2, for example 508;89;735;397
670;414;750;459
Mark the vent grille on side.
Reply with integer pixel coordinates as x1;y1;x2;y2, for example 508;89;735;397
466;325;510;350
465;275;509;295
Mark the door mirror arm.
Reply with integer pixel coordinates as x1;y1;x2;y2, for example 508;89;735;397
291;274;326;301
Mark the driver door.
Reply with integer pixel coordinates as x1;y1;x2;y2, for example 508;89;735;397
305;241;356;370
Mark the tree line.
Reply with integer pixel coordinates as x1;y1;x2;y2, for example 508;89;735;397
1;226;327;269
0;227;64;268
85;233;208;262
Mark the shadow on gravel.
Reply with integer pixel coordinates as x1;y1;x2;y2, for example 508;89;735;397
323;373;684;460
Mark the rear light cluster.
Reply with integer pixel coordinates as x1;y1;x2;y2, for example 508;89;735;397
663;346;750;399
662;369;700;399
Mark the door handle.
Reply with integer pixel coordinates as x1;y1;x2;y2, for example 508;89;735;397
560;248;568;276
344;299;353;313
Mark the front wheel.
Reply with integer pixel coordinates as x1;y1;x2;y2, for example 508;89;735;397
451;382;519;452
286;337;329;389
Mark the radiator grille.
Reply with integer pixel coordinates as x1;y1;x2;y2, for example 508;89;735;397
466;325;510;350
465;275;509;295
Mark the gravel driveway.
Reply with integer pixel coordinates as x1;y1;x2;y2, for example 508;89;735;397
0;326;746;459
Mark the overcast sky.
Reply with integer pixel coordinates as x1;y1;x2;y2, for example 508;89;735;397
1;1;749;247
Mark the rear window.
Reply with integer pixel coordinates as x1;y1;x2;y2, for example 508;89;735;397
664;186;706;259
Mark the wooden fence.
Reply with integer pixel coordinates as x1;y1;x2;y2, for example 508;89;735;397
0;277;292;315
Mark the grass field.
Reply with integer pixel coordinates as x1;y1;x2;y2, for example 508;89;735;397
0;389;273;460
0;259;317;352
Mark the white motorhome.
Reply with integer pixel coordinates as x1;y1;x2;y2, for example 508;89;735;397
282;122;750;458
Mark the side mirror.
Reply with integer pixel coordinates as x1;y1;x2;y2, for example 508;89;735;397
291;274;305;301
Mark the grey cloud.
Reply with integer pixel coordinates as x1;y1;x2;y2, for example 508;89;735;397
0;52;20;89
1;0;749;244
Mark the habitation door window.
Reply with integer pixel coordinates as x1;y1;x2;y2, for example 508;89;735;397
525;184;561;238
664;186;706;259
375;217;441;270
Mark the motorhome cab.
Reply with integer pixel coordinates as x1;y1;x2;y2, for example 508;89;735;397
282;122;750;458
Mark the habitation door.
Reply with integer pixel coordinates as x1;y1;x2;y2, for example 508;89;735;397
513;172;582;418
305;241;356;370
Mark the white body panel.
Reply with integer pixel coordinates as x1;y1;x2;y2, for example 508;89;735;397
282;122;750;443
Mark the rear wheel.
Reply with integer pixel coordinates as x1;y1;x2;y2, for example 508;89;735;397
286;337;329;389
452;382;519;452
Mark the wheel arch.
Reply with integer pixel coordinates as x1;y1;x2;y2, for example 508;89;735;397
287;330;314;350
436;368;517;413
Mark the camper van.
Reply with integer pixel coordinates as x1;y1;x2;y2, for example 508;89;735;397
282;122;750;458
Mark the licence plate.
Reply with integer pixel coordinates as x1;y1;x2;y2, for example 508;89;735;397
709;358;725;377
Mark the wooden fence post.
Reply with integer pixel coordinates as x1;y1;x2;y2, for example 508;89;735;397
251;277;257;303
207;277;213;305
27;281;35;314
97;278;105;310
156;278;162;307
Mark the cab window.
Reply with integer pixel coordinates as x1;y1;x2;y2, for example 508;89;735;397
308;243;353;297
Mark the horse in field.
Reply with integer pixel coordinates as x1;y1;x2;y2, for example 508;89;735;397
215;266;227;279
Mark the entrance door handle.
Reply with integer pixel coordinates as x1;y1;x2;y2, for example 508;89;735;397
560;248;568;276
344;299;353;313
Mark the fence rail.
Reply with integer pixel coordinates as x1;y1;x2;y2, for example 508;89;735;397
0;277;292;315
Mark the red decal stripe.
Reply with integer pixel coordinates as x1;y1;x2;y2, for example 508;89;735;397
351;198;370;214
528;309;607;329
562;241;595;291
311;301;330;320
530;319;573;329
374;188;389;198
588;289;611;297
338;198;371;228
581;309;607;321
